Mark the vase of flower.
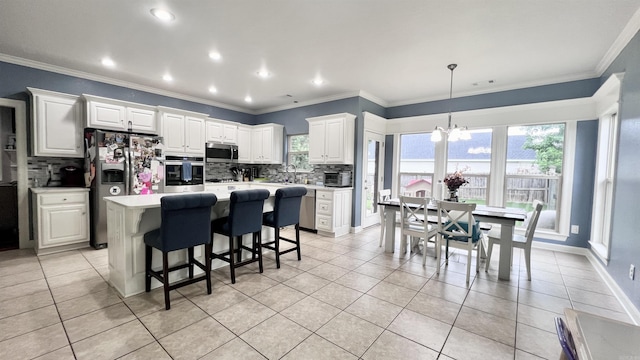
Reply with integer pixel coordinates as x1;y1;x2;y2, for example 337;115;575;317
443;170;468;202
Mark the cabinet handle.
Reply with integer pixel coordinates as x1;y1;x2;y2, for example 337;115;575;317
62;198;67;201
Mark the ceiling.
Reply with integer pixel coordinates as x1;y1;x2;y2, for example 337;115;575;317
1;0;639;114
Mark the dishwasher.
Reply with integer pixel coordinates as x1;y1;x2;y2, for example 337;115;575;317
299;188;316;231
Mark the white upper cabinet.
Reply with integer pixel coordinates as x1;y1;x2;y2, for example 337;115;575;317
206;119;238;144
307;113;355;164
237;125;252;163
84;94;157;134
28;88;84;158
251;124;284;164
158;107;206;156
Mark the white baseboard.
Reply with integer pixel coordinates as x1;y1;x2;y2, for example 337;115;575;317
532;242;640;325
351;226;363;234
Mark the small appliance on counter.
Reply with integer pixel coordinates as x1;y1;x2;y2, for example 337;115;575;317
60;165;85;187
323;171;352;187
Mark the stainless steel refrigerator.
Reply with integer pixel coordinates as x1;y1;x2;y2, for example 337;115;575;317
85;129;164;249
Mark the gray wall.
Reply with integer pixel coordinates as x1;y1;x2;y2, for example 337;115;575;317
600;29;640;310
387;78;601;118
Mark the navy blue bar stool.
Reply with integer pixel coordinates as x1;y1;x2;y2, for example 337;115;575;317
211;189;270;284
262;186;307;268
144;193;217;310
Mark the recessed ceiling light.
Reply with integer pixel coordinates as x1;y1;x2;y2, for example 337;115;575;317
162;74;173;82
208;51;222;61
208;86;217;93
312;77;324;86
244;96;253;103
101;57;115;68
256;69;270;79
150;8;175;22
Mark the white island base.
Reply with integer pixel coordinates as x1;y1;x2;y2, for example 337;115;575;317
105;191;275;298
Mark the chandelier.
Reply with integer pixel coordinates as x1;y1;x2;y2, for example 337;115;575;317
431;64;471;142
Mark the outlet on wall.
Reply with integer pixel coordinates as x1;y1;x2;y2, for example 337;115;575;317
630;265;635;280
570;225;579;234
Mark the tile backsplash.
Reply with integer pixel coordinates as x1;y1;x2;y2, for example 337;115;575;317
205;162;353;185
28;157;84;187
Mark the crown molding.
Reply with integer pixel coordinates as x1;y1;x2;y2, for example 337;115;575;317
0;53;254;115
386;72;598;108
596;7;640;75
358;90;389;108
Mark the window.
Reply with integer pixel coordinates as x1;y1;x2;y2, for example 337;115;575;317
287;134;312;171
446;129;492;204
506;124;565;231
398;133;435;197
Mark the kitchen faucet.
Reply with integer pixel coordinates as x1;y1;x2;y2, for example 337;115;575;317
286;163;297;183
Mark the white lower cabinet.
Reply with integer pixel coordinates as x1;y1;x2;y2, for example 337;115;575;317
32;188;90;255
315;189;352;237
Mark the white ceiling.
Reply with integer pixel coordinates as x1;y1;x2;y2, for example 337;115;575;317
1;0;639;114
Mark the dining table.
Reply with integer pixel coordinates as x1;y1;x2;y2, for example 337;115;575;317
378;199;527;281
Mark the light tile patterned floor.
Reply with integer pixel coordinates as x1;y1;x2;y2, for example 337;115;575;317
0;226;634;359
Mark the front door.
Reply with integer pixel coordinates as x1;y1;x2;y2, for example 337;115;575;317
361;131;385;228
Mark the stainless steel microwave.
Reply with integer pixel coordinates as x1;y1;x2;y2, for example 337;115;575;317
206;143;238;163
324;171;352;187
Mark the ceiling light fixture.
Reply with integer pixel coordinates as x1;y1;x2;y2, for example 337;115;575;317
150;8;175;22
162;74;173;82
256;69;270;79
244;96;253;103
312;77;324;86
101;57;115;68
208;51;222;61
208;86;217;93
431;64;471;142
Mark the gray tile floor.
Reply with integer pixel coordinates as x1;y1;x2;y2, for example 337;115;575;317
0;226;633;359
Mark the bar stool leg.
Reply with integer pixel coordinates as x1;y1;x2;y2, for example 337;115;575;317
228;235;236;284
256;232;264;274
205;242;212;294
295;223;302;261
236;236;242;262
274;227;281;268
145;245;152;292
188;247;194;279
162;252;170;310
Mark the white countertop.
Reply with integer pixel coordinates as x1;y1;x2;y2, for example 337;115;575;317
30;187;90;194
104;189;276;209
206;181;353;191
105;182;352;209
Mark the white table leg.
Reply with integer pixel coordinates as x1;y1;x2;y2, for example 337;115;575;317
384;207;396;253
498;223;514;281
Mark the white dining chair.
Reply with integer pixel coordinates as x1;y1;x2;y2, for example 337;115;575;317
399;196;438;261
435;200;484;284
378;189;392;247
485;200;544;280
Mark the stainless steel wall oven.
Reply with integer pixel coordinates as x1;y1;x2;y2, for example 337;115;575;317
164;155;205;192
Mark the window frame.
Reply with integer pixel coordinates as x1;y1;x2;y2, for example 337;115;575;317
287;134;312;173
390;105;580;241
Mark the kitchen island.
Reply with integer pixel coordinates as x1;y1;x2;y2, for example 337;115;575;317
104;189;277;297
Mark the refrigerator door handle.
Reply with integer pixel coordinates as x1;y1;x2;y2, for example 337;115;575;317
124;146;131;195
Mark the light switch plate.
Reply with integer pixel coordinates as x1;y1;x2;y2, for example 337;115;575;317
571;225;579;234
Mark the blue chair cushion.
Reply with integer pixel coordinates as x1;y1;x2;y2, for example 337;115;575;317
263;186;307;228
442;220;482;243
212;189;270;237
144;193;217;252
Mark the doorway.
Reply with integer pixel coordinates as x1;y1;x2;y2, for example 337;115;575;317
0;99;29;250
361;131;385;228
